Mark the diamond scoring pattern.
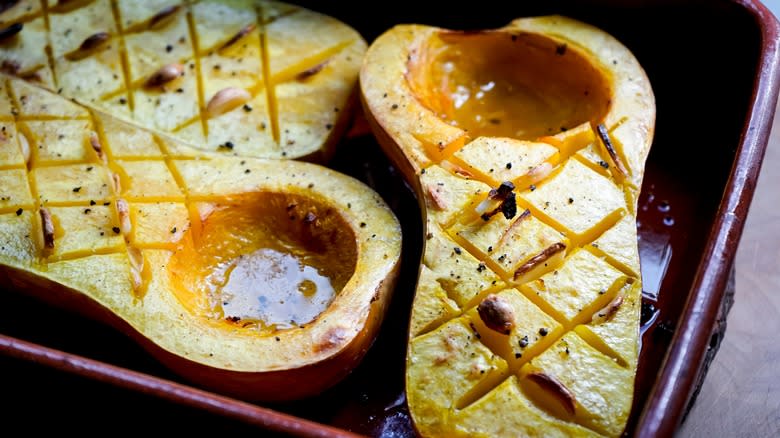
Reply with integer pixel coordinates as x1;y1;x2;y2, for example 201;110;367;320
0;0;363;159
414;124;640;435
0;74;208;302
1;3;639;433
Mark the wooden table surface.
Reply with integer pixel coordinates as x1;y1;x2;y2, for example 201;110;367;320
678;101;780;437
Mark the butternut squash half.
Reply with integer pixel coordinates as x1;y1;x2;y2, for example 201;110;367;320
0;70;401;400
361;16;655;437
0;0;365;161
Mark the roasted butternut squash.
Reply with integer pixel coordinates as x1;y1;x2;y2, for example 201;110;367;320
0;0;400;400
361;16;655;437
0;0;365;161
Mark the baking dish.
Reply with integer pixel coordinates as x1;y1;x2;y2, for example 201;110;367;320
1;0;778;435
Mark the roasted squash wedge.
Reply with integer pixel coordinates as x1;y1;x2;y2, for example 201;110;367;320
361;16;654;436
0;69;401;400
0;0;365;162
0;1;401;400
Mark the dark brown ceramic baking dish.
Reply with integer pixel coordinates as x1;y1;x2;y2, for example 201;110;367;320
0;0;777;435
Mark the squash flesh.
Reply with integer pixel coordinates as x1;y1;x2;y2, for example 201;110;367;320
361;15;654;437
0;0;366;161
408;31;612;143
168;192;358;332
0;72;402;400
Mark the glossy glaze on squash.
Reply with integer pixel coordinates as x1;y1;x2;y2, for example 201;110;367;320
0;70;401;400
0;1;402;401
361;16;655;437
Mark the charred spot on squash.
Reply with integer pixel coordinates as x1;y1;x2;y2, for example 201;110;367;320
406;30;612;141
168;192;358;333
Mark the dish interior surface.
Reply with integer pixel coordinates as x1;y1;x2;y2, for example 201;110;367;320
0;0;762;435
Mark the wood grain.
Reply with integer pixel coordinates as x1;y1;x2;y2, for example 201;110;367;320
679;101;780;437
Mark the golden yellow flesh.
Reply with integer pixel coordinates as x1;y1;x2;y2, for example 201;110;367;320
0;72;402;399
361;16;655;437
169;192;357;331
410;31;611;141
0;0;366;161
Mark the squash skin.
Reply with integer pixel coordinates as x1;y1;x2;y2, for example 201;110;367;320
0;72;402;400
0;0;403;401
1;254;399;401
361;16;654;437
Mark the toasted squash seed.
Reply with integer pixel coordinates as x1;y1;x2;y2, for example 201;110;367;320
116;198;131;237
66;32;109;60
40;208;54;249
0;23;23;41
145;63;184;88
220;23;256;51
527;372;577;415
149;5;181;30
206;87;251;118
477;294;515;335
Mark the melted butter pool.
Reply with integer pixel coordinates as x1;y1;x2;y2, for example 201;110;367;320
409;31;612;141
217;248;336;329
167;192;358;333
